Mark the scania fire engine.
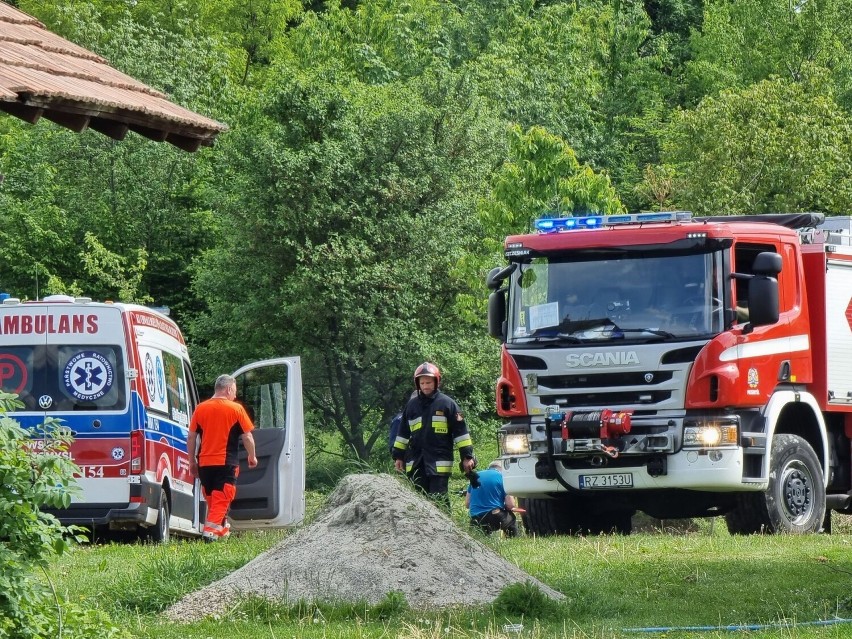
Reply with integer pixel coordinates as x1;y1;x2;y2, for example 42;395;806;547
487;211;852;535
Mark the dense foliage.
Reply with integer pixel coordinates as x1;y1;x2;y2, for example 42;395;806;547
3;0;852;460
0;394;123;638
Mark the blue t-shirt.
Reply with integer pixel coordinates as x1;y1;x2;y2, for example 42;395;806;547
467;468;506;516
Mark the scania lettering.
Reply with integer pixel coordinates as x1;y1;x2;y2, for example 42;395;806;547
565;352;640;368
487;212;852;535
0;295;305;542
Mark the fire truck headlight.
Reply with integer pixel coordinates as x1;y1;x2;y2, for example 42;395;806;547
500;433;530;456
683;420;738;448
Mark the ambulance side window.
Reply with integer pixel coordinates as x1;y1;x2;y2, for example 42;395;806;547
162;351;190;427
183;359;199;415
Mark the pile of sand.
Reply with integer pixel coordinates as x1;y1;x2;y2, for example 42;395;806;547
165;473;562;621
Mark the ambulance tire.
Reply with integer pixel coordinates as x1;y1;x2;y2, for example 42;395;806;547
147;488;170;544
725;434;825;535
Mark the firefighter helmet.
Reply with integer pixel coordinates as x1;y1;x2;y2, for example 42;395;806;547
413;362;441;388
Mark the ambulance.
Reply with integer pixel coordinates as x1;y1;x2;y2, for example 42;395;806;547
0;294;305;542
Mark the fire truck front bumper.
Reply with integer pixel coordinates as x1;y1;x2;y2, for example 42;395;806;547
502;447;766;496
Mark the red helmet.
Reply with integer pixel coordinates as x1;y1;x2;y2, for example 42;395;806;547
413;362;441;388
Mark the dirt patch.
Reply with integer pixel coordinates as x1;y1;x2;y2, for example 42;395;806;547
165;473;562;621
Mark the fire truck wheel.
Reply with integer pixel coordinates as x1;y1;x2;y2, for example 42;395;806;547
147;488;171;544
519;497;580;535
725;434;826;535
519;496;632;535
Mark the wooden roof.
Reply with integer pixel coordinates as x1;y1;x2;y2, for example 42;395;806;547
0;3;226;152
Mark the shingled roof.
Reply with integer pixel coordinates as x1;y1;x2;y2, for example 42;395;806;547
0;2;226;152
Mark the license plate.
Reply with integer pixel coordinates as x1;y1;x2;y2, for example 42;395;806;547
579;473;633;489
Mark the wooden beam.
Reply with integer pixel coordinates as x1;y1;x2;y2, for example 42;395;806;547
166;132;204;152
43;109;89;133
0;101;43;124
128;122;169;142
89;117;129;141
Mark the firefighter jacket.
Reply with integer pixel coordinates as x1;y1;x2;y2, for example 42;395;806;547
392;390;474;477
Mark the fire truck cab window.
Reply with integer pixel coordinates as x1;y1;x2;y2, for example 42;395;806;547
734;243;778;321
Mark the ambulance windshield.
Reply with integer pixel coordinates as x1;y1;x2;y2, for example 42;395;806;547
507;250;726;343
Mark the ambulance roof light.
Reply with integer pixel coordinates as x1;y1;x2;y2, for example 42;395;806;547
534;210;692;233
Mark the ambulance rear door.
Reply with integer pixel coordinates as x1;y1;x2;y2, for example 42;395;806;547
229;356;305;528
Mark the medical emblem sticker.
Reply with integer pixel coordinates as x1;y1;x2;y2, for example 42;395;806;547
144;353;156;398
155;355;166;403
63;351;114;401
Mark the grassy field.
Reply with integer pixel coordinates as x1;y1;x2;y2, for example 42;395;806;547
44;487;852;639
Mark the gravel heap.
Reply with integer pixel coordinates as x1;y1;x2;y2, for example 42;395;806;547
165;473;563;621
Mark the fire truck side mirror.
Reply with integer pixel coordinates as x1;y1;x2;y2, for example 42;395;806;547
488;289;507;340
486;264;516;290
747;252;782;327
751;252;782;276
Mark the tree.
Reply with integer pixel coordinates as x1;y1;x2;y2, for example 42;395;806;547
686;0;852;108
192;66;503;461
661;76;852;215
481;125;625;239
467;0;676;205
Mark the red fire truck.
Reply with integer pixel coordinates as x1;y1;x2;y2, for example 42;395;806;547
486;212;852;534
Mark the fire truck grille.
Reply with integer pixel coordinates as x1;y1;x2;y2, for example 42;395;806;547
538;371;674;388
542;390;673;408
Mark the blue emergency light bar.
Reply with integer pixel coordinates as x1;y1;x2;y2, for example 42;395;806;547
534;210;692;233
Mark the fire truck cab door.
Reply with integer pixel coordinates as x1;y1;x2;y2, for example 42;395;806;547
229;356;305;528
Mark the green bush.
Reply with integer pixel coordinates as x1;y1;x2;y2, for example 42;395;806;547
0;393;124;638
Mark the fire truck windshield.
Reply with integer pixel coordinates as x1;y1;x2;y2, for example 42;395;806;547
507;251;726;343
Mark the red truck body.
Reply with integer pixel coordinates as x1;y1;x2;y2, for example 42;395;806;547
487;212;852;534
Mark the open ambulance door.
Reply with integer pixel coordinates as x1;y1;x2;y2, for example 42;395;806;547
229;356;305;528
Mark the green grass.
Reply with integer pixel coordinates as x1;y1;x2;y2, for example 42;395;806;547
43;493;852;639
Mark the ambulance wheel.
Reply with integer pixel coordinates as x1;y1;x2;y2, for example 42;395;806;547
725;434;825;534
147;489;170;544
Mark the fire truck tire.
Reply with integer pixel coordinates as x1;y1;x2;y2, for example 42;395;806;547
520;497;632;535
725;434;825;535
147;488;171;544
585;510;634;535
519;497;580;535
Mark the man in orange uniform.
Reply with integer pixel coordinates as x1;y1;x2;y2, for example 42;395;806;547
188;374;257;542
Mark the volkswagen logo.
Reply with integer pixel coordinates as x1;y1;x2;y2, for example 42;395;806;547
38;395;53;409
644;373;654;383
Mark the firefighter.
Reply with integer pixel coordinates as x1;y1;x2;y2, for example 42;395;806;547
392;362;476;508
188;374;257;542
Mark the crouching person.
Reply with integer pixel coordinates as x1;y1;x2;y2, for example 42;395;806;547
465;460;518;537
